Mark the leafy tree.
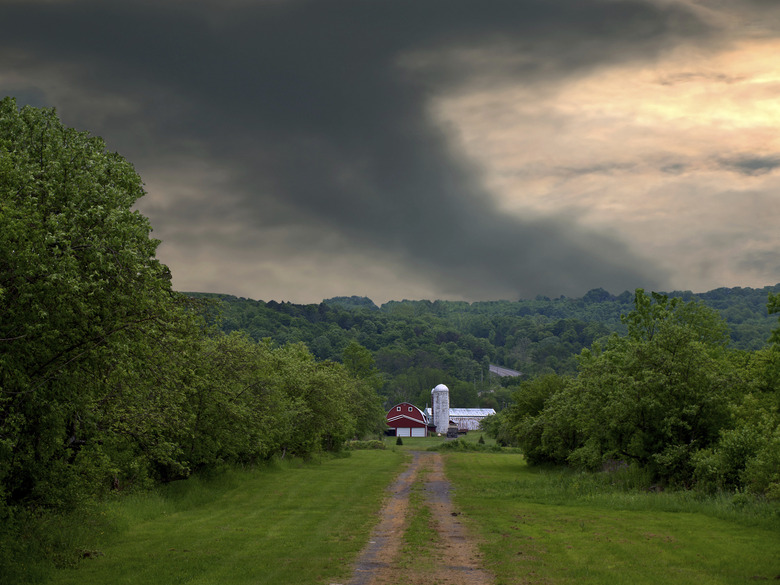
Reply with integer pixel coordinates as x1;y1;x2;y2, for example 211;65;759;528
769;292;780;345
341;342;387;438
85;312;202;487
500;291;739;484
568;291;736;482
182;333;293;469
502;374;572;463
449;380;479;408
0;97;196;507
342;341;380;382
691;294;780;497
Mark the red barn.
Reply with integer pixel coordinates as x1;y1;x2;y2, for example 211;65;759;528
386;403;429;437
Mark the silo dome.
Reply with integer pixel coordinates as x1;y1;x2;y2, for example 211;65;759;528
432;383;449;393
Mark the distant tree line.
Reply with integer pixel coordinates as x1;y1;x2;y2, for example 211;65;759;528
193;281;780;413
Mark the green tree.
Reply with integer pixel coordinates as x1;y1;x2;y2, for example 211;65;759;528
0;97;195;507
504;373;573;463
769;292;780;345
567;290;736;482
343;341;380;381
341;342;386;438
181;333;297;469
692;343;780;498
507;291;738;484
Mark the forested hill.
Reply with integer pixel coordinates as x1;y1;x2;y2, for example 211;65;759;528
189;284;780;409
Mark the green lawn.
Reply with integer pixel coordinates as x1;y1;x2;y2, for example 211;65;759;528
46;451;406;585
37;446;780;585
445;452;780;585
384;431;495;451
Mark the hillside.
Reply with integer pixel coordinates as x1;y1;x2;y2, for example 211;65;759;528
188;284;780;410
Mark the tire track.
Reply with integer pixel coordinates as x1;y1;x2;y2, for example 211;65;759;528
344;451;493;585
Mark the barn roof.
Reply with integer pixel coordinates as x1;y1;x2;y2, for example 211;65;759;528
387;403;429;425
424;407;495;418
489;364;523;377
449;408;496;417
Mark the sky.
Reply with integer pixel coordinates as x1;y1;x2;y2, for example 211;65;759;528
2;0;779;304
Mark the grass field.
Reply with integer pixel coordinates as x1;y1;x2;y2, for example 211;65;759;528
445;452;780;585
22;438;780;585
385;430;496;451
42;451;406;585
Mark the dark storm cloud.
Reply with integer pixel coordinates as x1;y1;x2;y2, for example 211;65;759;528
0;0;713;300
717;155;780;176
554;162;640;178
738;249;780;276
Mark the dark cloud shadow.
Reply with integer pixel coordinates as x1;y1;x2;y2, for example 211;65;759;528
717;155;780;176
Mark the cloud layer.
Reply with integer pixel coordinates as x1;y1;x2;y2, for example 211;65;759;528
2;0;778;302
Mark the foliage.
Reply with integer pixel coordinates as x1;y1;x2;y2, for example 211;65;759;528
429;438;503;452
500;373;574;463
193;282;780;415
346;440;386;450
0;99;388;577
184;334;385;462
770;291;780;345
693;347;780;498
0;97;199;508
571;291;735;482
497;290;757;487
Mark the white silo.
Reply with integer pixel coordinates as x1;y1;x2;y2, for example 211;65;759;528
431;383;450;434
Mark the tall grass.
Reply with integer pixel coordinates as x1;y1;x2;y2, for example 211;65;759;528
0;502;114;585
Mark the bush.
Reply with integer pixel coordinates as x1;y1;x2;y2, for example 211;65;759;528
431;438;505;453
347;440;386;451
396;437;403;446
741;426;780;500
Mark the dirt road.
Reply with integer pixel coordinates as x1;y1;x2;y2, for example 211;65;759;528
344;451;494;585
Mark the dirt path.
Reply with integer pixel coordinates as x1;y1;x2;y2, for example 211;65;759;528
343;451;494;585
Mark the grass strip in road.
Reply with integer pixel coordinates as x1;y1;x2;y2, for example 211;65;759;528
47;451;406;585
445;452;780;585
399;465;439;572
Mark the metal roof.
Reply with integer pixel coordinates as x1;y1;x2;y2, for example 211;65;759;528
448;408;496;417
489;364;523;378
424;408;495;418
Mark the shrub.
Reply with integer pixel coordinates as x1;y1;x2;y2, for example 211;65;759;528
431;438;505;453
741;426;780;500
347;440;386;451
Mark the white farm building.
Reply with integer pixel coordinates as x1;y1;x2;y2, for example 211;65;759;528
425;383;495;434
386;384;495;437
